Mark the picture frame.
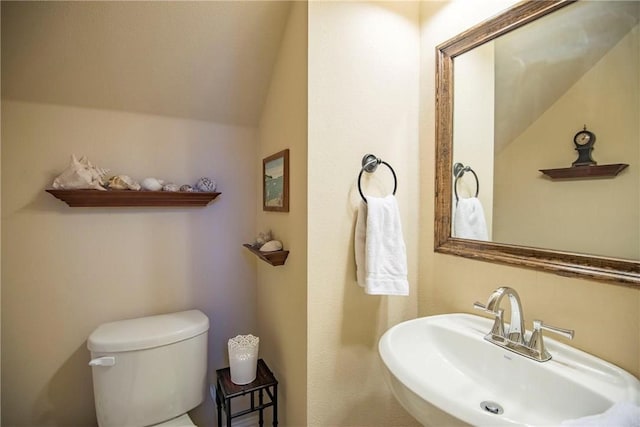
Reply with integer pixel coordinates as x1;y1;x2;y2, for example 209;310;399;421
263;149;289;212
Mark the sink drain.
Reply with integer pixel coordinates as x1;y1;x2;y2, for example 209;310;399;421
480;401;504;415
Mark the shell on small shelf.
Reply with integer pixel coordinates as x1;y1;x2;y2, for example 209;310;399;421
250;230;273;248
51;154;110;191
243;244;288;266
259;240;282;252
162;183;180;192
141;177;164;191
106;175;141;191
195;177;216;192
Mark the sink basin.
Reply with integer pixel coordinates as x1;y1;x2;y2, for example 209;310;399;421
379;313;640;426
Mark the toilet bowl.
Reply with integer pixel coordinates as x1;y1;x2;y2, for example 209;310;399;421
88;310;209;427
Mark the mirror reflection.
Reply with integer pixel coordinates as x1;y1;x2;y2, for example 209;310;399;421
451;1;639;261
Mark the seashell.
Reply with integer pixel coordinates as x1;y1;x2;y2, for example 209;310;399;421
259;240;282;252
52;154;108;191
180;184;195;192
162;183;180;192
140;177;163;191
83;157;110;186
107;175;141;191
254;230;272;246
195;177;216;192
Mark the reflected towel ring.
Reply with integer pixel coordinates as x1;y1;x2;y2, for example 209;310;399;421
453;162;479;202
358;154;397;203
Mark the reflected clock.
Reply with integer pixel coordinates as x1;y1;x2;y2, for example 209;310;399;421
572;126;597;167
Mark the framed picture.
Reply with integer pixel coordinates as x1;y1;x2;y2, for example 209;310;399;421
263;149;289;212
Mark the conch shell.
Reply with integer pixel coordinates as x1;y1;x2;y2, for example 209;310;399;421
106;175;141;191
52;155;109;191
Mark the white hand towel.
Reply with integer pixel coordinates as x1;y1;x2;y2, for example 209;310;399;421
453;197;488;241
560;401;640;427
354;195;409;296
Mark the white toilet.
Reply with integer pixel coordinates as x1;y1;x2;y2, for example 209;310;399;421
87;310;209;427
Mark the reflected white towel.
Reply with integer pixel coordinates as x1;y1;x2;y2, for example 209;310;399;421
561;402;640;427
355;200;367;287
354;195;409;296
453;197;488;240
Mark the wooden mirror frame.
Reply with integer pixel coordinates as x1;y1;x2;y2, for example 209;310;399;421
434;0;640;288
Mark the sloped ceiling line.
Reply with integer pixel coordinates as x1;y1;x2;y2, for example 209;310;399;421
1;1;293;127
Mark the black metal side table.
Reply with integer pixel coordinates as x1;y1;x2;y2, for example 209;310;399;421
215;358;278;427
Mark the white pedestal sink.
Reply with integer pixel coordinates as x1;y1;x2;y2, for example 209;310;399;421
378;313;639;426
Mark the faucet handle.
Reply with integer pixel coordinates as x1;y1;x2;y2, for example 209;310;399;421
533;320;575;340
473;302;499;318
528;320;575;361
473;302;505;338
473;301;491;313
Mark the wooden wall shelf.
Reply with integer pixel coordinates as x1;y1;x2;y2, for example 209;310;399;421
539;163;628;180
243;244;289;266
46;189;220;207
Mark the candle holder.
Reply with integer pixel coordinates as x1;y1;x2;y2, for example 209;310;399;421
227;334;260;385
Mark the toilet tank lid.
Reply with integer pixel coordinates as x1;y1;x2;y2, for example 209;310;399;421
88;310;209;352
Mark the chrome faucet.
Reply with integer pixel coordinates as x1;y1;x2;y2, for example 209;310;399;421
474;286;574;362
483;286;525;344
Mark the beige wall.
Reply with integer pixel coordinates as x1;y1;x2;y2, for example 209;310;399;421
308;2;420;425
256;2;308;426
420;0;639;380
494;25;639;259
1;101;258;426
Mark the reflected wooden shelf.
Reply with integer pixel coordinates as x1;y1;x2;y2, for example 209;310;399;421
46;189;221;207
243;244;289;266
539;164;628;180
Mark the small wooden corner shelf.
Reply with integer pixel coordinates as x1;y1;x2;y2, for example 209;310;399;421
46;189;220;207
539;164;628;180
243;244;289;266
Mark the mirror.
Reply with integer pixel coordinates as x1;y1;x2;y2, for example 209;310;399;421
434;0;639;287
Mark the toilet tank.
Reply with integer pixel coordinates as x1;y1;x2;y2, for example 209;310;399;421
88;310;209;427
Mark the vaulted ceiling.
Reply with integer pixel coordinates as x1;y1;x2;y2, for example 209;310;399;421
1;1;292;127
494;1;639;152
4;0;637;138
